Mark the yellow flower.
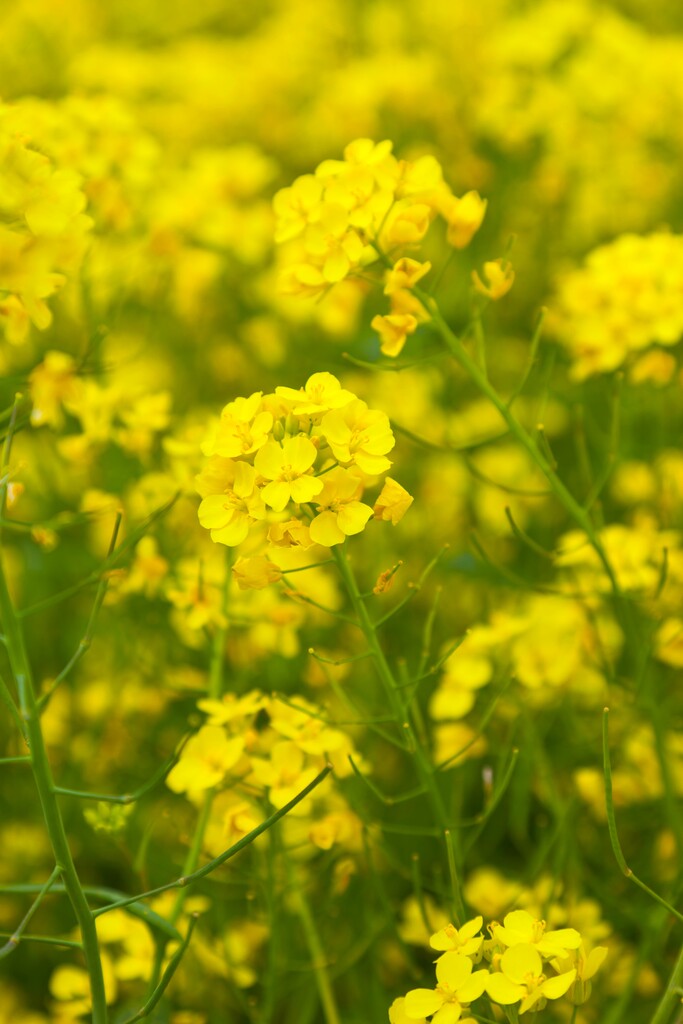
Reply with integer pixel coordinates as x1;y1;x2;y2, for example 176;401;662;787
119;536;169;597
486;943;576;1014
232;555;282;590
198;691;267;726
371;312;418;358
254;436;323;510
493;910;581;958
166;725;245;797
278;263;329;298
553;232;683;379
384;258;432;296
28;350;81;428
201;392;273;459
273;174;324;243
250;740;319;812
275;372;356;416
309;467;374;547
303;202;365;283
382;201;432;249
405;951;488;1022
373;477;414;524
430;917;484;960
321;399;394;474
441;191;487;249
389;997;425;1024
268;518;314;549
551;945;608;1005
472;259;515;300
197;459;266;546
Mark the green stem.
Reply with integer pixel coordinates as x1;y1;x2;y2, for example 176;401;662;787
0;864;62;959
330;544;465;921
649;945;683;1024
415;288;622;600
287;859;341;1024
121;914;198;1024
92;766;332;918
0;555;108;1021
147;550;232;993
602;709;683;924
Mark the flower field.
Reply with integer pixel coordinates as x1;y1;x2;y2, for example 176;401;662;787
1;2;683;1022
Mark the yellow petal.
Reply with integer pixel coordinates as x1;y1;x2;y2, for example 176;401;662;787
436;952;471;991
541;969;576;1000
290;475;324;504
457;968;488;1004
432;1004;461;1024
404;989;444;1018
459;916;484;942
309;510;345;547
198;495;231;530
284;435;318;473
501;944;542;985
211;517;250;546
255;441;284;480
335;502;372;537
262;480;292;511
486;973;525;1006
583;946;609;980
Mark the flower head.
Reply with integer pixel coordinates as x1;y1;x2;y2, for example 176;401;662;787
405;951;488;1023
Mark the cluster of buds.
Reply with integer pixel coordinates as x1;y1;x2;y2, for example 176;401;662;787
273;138;490;357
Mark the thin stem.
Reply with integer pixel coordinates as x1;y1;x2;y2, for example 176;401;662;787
602;709;683;924
506;308;546;409
0;551;108;1020
329;544;465;914
649;945;683;1024
148;550;231;993
444;830;466;924
0;753;30;766
38;512;122;711
53;744;185;804
92;765;332;918
0;931;82;949
414;286;622;600
121;914;199;1024
0;882;180;939
0;864;62;959
287;859;341;1024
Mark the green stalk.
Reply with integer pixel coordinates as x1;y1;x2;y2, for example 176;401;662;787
413;289;622;600
287;858;341;1024
0;557;108;1021
330;544;466;922
147;549;231;992
649;944;683;1024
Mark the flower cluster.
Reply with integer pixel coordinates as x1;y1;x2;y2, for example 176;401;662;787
166;690;363;854
196;372;412;551
273;139;488;357
0;103;92;345
553;231;683;380
391;909;606;1022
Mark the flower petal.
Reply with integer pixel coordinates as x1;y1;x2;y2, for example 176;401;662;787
457;969;488;1004
404;989;444;1019
309;510;345;547
436;952;472;991
486;973;525;1006
541;969;576;1000
262;480;292;511
336;501;374;536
